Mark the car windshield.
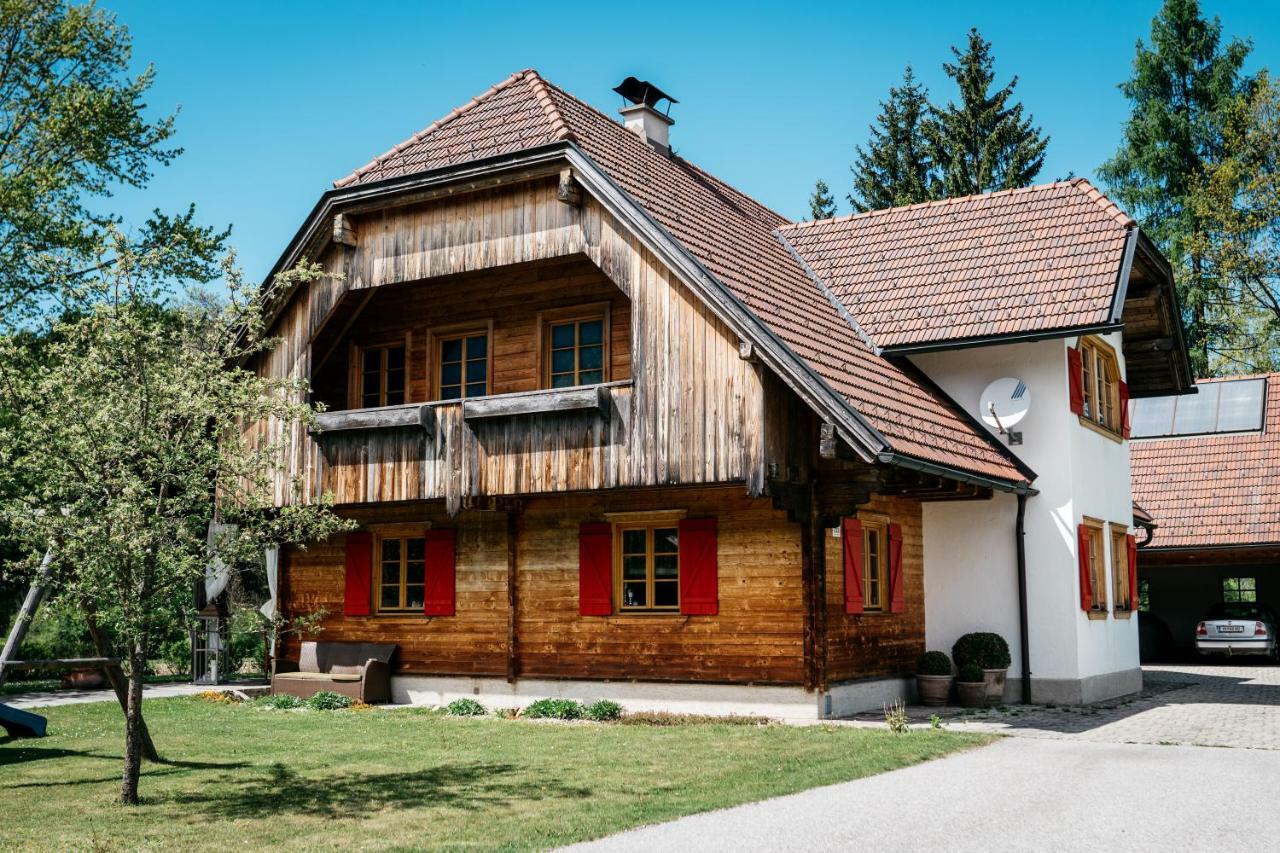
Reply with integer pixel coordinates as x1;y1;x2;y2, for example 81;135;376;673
1205;603;1265;621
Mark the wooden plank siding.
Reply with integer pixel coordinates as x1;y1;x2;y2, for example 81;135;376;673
251;177;767;511
823;494;925;683
279;486;926;687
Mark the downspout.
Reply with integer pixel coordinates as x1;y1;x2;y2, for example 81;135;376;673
1015;492;1032;704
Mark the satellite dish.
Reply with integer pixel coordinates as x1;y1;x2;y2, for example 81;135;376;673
980;377;1031;433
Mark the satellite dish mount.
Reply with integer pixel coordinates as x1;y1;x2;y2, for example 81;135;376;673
979;378;1031;446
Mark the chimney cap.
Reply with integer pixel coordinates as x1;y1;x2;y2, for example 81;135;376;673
613;77;677;112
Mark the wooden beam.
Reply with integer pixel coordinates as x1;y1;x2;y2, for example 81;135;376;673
463;385;609;421
506;509;520;684
313;403;435;436
310;287;376;368
556;167;583;207
332;213;358;247
0;547;55;687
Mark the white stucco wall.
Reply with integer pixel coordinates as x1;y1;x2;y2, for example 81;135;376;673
913;331;1138;696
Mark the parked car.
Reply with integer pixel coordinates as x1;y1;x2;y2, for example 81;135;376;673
1196;603;1280;659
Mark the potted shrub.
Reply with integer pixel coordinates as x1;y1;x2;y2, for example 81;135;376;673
952;632;1011;704
955;663;987;708
915;651;953;706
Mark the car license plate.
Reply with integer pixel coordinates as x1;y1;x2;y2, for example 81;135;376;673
1220;625;1244;633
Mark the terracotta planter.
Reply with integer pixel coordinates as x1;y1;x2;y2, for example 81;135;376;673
61;667;105;689
916;674;953;707
956;681;987;708
983;668;1008;704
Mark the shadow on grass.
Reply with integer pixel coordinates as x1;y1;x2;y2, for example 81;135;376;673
164;761;593;819
0;744;120;766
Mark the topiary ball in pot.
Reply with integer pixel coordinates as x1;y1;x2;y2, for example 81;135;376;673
955;663;988;708
951;632;1012;669
915;651;954;707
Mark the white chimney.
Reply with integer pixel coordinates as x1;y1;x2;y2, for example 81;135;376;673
613;77;677;153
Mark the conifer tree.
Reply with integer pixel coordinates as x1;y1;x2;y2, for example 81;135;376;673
808;179;838;220
927;28;1049;197
1098;0;1252;374
848;67;935;212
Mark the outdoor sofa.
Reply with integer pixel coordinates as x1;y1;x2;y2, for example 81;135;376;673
271;640;396;704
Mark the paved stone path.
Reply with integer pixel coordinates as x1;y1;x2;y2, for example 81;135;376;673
844;664;1280;750
567;737;1280;853
3;680;266;709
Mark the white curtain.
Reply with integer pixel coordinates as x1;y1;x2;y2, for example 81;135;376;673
205;522;238;602
260;547;279;622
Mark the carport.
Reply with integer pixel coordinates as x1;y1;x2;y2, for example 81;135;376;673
1131;374;1280;661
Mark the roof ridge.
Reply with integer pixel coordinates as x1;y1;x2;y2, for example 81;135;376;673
523;70;574;142
333;69;535;189
1067;177;1136;228
782;179;1092;232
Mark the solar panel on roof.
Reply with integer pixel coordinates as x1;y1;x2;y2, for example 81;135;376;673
1129;377;1266;438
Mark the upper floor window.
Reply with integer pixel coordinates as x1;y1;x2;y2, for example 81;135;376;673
358;343;406;408
542;306;607;389
438;330;489;400
1080;337;1121;434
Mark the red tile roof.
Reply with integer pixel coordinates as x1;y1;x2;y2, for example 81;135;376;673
334;70;1030;485
776;181;1135;349
1131;374;1280;549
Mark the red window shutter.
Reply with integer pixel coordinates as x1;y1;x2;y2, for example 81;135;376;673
679;518;718;615
1119;379;1131;438
1127;534;1139;610
1067;347;1085;415
1077;523;1093;612
579;522;613;616
887;523;905;613
842;517;864;614
343;531;373;617
423;529;456;616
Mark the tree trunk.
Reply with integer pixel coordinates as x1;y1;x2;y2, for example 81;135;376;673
119;645;147;805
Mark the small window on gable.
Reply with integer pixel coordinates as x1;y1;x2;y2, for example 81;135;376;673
357;342;406;409
437;329;489;401
1080;337;1121;435
542;305;608;389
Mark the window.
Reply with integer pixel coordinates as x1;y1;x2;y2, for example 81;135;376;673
543;307;607;388
862;519;888;612
1110;523;1132;611
1080;337;1121;434
437;331;489;400
1083;519;1108;612
1138;578;1151;612
378;535;425;612
1223;576;1258;603
358;343;406;408
616;523;680;611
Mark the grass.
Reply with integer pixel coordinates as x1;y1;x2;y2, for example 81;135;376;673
0;699;993;851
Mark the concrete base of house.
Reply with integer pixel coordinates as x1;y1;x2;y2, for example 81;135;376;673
1005;667;1143;706
389;674;918;721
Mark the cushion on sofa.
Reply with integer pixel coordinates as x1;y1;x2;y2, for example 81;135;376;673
274;671;362;683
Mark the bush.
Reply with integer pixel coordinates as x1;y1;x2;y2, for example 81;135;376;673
305;690;353;711
951;632;1011;670
883;699;909;733
522;698;584;720
445;698;487;717
584;699;623;722
254;694;304;710
957;663;985;683
158;635;192;677
916;650;952;676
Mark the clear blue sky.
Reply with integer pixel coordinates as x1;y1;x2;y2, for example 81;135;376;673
103;0;1278;284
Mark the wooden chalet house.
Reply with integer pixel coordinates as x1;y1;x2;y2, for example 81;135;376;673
254;72;1193;717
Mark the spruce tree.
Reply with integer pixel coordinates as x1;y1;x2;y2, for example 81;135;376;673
808;179;838;220
848;66;935;213
1098;0;1252;374
927;28;1049;197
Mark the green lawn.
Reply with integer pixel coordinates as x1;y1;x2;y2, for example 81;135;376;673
1;698;992;851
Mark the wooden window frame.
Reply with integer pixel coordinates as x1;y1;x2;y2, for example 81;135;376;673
1223;576;1258;603
1082;516;1109;617
1079;336;1122;440
537;302;611;390
607;510;685;614
428;320;493;402
860;513;889;613
373;524;431;615
348;333;412;410
1110;522;1132;616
